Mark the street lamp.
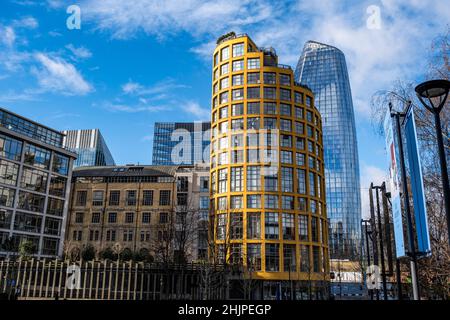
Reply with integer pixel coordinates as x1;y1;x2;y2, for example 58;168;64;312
415;79;450;243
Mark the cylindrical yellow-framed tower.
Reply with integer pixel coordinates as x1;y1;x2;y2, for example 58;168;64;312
209;33;329;299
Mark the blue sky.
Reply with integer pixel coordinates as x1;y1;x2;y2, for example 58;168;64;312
0;0;449;216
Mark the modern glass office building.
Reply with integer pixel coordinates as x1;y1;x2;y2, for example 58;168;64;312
210;33;329;299
62;129;115;168
295;41;361;259
152;122;211;165
0;107;77;258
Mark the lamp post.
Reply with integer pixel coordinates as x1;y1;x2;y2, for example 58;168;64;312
415;79;450;243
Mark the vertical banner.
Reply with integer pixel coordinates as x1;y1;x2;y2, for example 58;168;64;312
404;107;431;255
384;111;406;258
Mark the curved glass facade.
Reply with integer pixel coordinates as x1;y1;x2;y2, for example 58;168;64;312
295;41;361;259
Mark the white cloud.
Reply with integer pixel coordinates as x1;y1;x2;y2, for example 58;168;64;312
183;101;210;120
103;102;170;113
360;164;388;219
121;78;188;98
33;53;93;95
0;26;16;47
13;16;39;29
65;44;93;59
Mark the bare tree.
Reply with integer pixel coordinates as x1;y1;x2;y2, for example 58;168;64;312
370;27;450;299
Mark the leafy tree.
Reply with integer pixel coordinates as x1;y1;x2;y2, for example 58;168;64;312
18;240;36;260
99;247;117;261
120;248;133;261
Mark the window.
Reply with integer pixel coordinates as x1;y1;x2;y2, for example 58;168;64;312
263;102;276;114
280;119;291;132
247;58;260;69
313;246;320;272
125;212;134;223
298;197;307;211
247;102;260;115
220;63;229;75
247;244;261;270
296;153;305;166
18;191;45;213
230;150;243;163
280;104;291;116
52;154;69;176
307;111;313;123
247;87;260;99
232;43;244;57
232;103;243;116
92;190;104;206
264;169;278;191
281;135;292;148
231;134;243;147
279;74;290;86
218;168;227;193
247;117;260;130
247;72;260;84
232;74;243;86
265;212;279;239
221;46;229;60
159;212;168;224
141;231;150;242
24;144;51;169
200;177;209;192
281;151;292;164
20;167;48;193
0;186;15;207
220;91;228;104
220;77;229;90
247;132;259;147
297;138;305;150
297;169;306;194
307;125;314;138
142;212;151;224
281;167;293;192
263;118;276;130
263;87;276;99
284;244;296;272
295;92;303;104
309;172;316;196
247;213;261;239
219;121;228;134
300;245;310;272
75;212;83;223
230;213;243;239
230;195;242;209
247;195;261;208
49;175;66;198
108;212;117;223
264;195;278;209
232;59;244;71
216;214;226;240
177;177;189;193
311;217;319;242
91;212;100;224
232;89;243;101
282;196;294;210
73;230;82;241
246;166;260;191
47;198;64;216
214;53;218;66
282;213;294;240
199;196;209;209
218;196;227;210
280;88;291;101
230;167;243;192
109;191;120;206
230;244;242;265
14;212;42;233
263;72;276;84
247;149;259;163
295;107;303;119
306;96;312;107
0;159;18;186
265;244;279;272
298;215;308;241
0;134;22;161
142;190;153;206
295;122;304;134
106;230;116;242
159;190;171;206
123;230;133;242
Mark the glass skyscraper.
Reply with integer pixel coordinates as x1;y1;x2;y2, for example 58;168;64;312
152;122;211;165
62;129;115;168
295;41;361;259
